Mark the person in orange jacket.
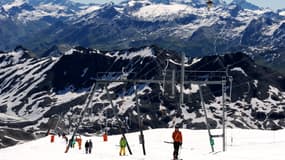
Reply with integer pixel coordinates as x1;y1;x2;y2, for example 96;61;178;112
76;136;82;150
172;125;182;160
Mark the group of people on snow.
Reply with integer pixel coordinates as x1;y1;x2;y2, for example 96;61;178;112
49;126;183;159
84;139;93;154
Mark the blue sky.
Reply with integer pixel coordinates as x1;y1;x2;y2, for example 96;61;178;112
72;0;285;10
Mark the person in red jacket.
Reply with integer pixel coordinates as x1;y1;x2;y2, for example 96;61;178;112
172;125;182;160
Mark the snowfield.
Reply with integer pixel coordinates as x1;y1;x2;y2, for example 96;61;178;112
1;128;285;160
132;3;197;21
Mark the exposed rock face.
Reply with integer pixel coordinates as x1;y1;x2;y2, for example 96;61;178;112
0;46;285;148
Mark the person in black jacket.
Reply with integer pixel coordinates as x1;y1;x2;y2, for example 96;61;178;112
85;140;89;154
88;139;93;154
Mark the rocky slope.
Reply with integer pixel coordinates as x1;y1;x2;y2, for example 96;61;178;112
0;45;285;148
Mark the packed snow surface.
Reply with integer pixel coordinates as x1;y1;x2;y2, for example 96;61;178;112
1;128;285;160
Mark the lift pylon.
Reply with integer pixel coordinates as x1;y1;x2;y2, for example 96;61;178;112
65;83;97;153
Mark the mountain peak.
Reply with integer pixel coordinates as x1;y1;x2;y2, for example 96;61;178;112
124;0;224;6
232;0;260;10
14;45;37;58
96;2;120;19
27;0;74;5
2;0;26;11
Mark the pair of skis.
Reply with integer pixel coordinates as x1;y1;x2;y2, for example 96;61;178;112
164;141;183;160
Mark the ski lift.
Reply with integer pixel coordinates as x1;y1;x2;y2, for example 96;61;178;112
85;107;94;128
206;0;213;11
100;103;118;134
162;60;169;95
169;69;176;99
102;102;110;134
124;116;131;130
47;114;61;136
187;83;192;103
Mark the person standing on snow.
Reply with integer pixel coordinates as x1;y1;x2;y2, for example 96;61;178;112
172;125;182;160
85;140;89;154
71;138;76;148
119;136;127;156
88;139;93;154
68;138;73;148
76;136;82;150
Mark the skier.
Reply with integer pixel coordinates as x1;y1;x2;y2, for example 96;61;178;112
88;139;93;154
85;140;89;154
172;125;182;160
64;138;74;153
68;138;73;148
119;136;127;156
76;136;82;150
71;138;76;148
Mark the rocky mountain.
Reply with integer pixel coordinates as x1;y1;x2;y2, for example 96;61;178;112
231;0;260;10
0;0;78;52
0;45;285;148
0;0;284;73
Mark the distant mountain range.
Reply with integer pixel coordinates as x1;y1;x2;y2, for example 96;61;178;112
0;0;285;73
0;45;285;148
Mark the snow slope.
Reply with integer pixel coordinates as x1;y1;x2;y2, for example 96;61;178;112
132;3;197;21
2;0;25;11
279;11;285;16
1;128;285;160
77;5;101;16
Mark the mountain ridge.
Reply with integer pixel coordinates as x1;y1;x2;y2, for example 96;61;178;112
0;0;284;75
1;45;285;148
